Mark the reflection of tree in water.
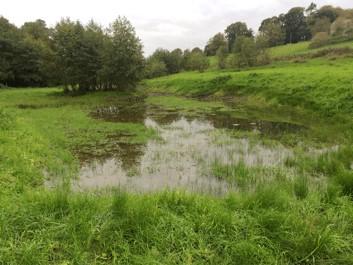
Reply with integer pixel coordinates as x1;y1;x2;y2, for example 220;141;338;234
205;112;304;136
91;97;147;123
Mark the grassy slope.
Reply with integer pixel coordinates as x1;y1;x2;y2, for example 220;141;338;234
146;58;353;117
269;40;353;58
208;40;353;66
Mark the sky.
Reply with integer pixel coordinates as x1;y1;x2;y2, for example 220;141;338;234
1;0;352;55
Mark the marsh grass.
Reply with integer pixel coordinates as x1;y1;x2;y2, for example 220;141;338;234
1;62;353;264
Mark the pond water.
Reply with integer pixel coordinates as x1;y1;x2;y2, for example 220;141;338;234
72;97;302;194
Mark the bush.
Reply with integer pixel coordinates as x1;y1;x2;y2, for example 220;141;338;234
309;32;330;49
184;51;209;72
144;58;168;79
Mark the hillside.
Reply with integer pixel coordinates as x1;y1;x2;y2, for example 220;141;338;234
207;40;353;67
146;57;353;116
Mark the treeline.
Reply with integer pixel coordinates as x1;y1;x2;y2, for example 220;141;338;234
1;3;353;86
205;3;353;69
0;16;144;91
147;3;353;78
144;48;209;79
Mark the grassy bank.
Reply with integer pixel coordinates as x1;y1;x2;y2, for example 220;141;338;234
145;57;353;116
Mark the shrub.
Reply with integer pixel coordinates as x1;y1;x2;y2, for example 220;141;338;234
184;51;209;72
144;58;168;79
309;32;330;49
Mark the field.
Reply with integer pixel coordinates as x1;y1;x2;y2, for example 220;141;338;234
269;40;353;58
1;53;353;264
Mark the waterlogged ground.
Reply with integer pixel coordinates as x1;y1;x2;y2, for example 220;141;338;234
73;96;306;194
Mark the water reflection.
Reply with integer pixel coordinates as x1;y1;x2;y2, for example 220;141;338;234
74;117;292;194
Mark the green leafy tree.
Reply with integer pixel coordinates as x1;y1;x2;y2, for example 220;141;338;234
100;17;144;90
21;19;57;86
216;45;228;69
204;33;227;56
184;50;209;72
53;19;93;91
144;57;168;78
284;7;311;43
149;48;183;74
169;48;184;73
233;36;258;67
225;22;253;52
0;16;43;86
258;17;286;47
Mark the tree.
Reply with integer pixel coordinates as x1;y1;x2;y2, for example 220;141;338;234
53;19;94;91
169;48;184;73
306;2;317;15
225;22;253;52
21;19;50;41
84;20;105;90
284;7;311;43
216;45;228;69
258;17;286;47
21;19;57;86
100;17;144;90
148;48;183;75
184;50;209;72
0;16;43;86
316;5;341;23
144;57;168;78
233;36;257;67
191;47;203;54
204;33;227;56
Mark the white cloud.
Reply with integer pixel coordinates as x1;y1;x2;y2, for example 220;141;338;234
1;0;352;55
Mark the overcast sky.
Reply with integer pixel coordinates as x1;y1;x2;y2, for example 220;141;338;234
1;0;352;55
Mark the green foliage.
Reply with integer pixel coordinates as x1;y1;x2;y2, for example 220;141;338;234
144;57;168;79
309;32;330;48
145;48;184;78
216;44;228;69
0;16;144;92
284;7;311;43
258;17;286;47
225;21;253;52
184;50;209;72
205;32;227;56
100;17;144;91
0;16;47;87
233;36;258;67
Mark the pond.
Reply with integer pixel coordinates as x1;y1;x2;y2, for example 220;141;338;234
72;96;304;194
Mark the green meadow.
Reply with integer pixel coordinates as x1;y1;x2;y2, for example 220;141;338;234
1;46;353;264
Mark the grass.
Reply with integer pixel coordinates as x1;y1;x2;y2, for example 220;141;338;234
269;40;353;58
1;52;353;263
145;57;353;117
146;95;229;112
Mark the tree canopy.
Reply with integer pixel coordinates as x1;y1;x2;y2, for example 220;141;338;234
0;16;143;92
